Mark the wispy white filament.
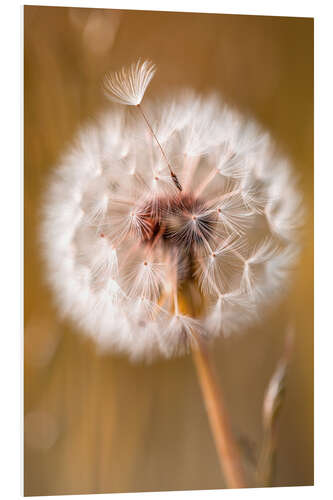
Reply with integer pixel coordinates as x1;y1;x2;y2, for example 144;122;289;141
103;59;156;106
42;65;302;361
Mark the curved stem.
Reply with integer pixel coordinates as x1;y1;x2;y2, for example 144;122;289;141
192;334;248;489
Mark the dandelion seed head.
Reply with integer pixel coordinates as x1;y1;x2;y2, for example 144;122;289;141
41;61;303;361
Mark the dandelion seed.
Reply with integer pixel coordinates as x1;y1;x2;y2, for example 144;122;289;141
104;60;183;192
216;192;254;236
205;291;257;337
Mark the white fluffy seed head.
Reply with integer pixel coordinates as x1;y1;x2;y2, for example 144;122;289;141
41;62;303;361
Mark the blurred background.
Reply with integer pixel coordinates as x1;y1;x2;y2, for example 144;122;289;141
24;6;313;496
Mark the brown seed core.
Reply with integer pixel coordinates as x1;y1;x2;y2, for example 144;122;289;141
134;192;217;252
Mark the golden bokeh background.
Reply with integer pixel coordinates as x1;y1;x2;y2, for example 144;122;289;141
24;6;313;496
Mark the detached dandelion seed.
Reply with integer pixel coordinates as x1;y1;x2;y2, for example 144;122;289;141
104;59;182;192
41;59;303;488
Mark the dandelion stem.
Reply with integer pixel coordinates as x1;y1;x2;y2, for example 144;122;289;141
137;104;182;191
178;288;247;488
191;335;248;488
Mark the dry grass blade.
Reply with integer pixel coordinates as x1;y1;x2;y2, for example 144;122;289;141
256;324;294;487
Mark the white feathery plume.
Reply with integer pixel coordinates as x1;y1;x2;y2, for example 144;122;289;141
149;92;194;144
195;234;244;295
41;60;303;361
83;191;110;227
180;94;224;157
124;259;166;301
164;201;220;250
216;191;254;236
240;237;279;299
264;244;300;296
245;237;279;265
158;313;204;358
90;236;118;283
205;290;257;337
103;59;156;106
240;175;268;214
265;181;304;241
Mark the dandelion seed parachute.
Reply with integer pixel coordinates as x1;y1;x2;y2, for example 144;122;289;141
41;60;302;361
103;59;156;106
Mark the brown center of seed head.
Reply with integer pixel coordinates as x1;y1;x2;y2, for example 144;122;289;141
136;192;217;252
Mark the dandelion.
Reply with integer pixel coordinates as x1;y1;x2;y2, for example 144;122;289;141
41;59;302;488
